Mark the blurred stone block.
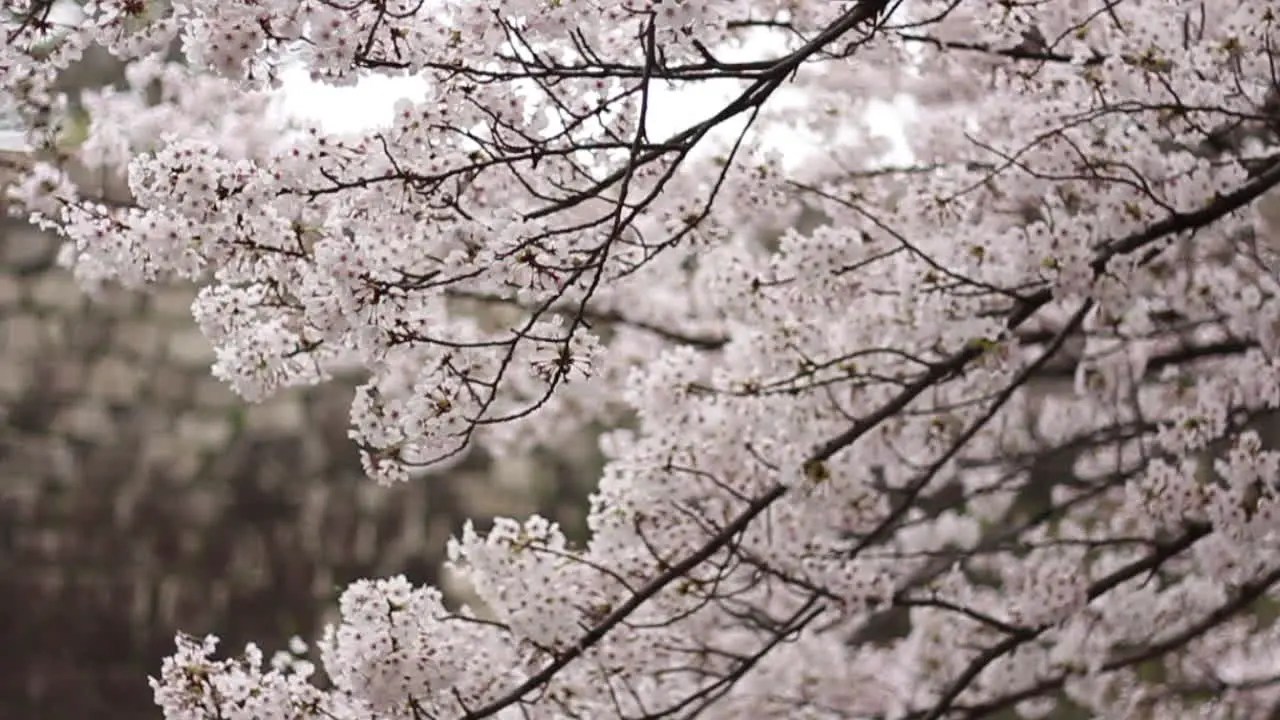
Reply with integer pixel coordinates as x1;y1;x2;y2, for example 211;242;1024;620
52;403;113;442
0;356;26;397
166;327;214;366
30;273;84;311
115;321;163;360
176;413;233;450
245;400;306;433
0;273;20;304
1;313;50;356
87;357;141;403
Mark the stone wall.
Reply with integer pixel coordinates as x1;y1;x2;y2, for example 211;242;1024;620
0;153;595;719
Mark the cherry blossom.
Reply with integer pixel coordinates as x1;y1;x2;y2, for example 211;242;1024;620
8;0;1280;717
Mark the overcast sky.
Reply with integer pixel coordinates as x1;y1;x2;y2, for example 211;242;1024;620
0;8;913;162
279;62;914;169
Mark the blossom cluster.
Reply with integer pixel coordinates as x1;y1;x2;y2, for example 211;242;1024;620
7;0;1280;717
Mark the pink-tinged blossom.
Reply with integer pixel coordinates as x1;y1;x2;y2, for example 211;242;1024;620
9;0;1280;717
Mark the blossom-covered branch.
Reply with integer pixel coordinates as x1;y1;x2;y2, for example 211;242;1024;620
7;0;1280;718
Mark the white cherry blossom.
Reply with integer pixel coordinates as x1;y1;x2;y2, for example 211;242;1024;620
8;0;1280;717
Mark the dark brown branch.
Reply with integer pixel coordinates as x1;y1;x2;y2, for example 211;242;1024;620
456;485;787;719
916;522;1212;720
